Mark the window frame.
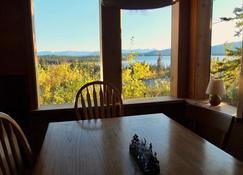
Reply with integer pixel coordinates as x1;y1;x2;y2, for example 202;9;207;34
31;0;219;110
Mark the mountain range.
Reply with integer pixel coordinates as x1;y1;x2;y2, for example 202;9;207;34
38;41;242;57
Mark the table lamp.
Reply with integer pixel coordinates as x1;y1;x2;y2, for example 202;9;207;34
206;79;226;106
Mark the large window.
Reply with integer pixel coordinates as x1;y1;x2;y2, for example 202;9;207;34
121;7;172;99
210;0;242;106
34;0;100;105
34;1;172;105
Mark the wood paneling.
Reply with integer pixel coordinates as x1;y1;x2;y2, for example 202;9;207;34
0;1;27;75
100;4;122;92
223;118;243;161
26;0;39;110
0;0;38;110
171;0;212;99
188;0;212;99
186;99;237;116
185;103;233;147
0;76;29;113
171;0;191;98
0;75;30;138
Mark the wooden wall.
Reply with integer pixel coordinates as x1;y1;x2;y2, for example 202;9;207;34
185;104;232;147
100;5;122;92
171;0;211;99
171;0;191;97
0;0;37;135
189;0;211;99
223;118;243;161
185;103;243;161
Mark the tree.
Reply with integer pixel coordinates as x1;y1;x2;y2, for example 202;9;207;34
122;53;151;99
38;61;100;105
156;52;162;76
210;4;243;105
220;5;243;37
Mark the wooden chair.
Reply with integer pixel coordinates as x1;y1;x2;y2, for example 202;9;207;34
222;117;243;161
74;81;123;120
0;112;32;175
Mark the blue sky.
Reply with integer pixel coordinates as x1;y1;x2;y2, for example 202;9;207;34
211;0;242;45
121;7;171;50
34;0;242;51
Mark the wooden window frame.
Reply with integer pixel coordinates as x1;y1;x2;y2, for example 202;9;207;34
31;0;240;114
100;2;174;96
100;0;212;99
100;4;122;92
171;0;212;99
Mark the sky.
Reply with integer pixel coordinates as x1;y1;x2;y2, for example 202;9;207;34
34;0;242;51
211;0;242;46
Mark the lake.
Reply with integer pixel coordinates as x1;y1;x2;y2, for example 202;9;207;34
122;55;231;67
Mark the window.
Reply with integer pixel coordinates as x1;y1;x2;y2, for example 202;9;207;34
34;0;100;105
210;0;242;106
121;7;172;99
34;1;173;106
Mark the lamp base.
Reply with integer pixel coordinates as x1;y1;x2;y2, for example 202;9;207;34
209;95;221;106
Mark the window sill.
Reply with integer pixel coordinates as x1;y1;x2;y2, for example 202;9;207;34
124;96;183;105
185;99;237;117
34;96;183;112
33;97;237;119
37;103;74;111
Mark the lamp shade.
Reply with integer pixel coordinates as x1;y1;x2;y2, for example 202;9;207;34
102;0;174;9
206;79;226;96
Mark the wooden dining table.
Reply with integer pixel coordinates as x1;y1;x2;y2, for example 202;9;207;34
33;113;243;175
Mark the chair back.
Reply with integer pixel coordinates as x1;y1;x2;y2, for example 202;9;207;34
74;81;123;120
0;112;32;175
222;117;243;161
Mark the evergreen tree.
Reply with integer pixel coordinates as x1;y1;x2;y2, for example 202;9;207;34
210;4;242;105
156;52;162;76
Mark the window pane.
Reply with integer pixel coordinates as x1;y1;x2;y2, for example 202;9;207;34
34;0;100;105
121;7;171;99
211;0;242;106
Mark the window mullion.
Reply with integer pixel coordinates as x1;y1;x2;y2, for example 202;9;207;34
100;3;122;92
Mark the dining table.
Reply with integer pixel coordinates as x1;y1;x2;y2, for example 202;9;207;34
33;113;243;175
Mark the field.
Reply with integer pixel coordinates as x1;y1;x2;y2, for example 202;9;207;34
38;54;170;105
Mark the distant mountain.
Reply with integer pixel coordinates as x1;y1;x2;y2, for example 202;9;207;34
38;49;157;57
38;51;99;57
144;41;242;56
211;41;242;55
143;48;171;56
38;41;242;57
122;49;157;55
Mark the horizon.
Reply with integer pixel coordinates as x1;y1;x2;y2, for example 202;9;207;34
37;40;242;53
34;0;242;52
